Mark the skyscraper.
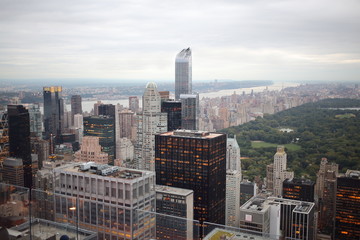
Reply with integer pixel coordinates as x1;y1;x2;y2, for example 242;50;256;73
316;158;338;235
226;136;241;171
27;103;42;138
334;170;360;240
180;93;199;130
134;82;167;171
155;185;194;240
43;86;64;141
70;95;82;126
272;146;294;196
226;170;241;227
129;96;139;113
0;110;9;165
2;157;24;186
155;130;226;225
54;162;156;240
161;100;182;131
175;48;192;100
83;115;115;165
283;178;315;202
74;136;109;164
8;105;32;188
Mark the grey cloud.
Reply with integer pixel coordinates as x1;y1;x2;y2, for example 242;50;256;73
0;0;359;81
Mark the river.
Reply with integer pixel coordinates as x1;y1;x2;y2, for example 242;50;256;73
66;82;299;113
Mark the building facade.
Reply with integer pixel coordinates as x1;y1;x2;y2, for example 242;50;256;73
74;136;109;164
175;48;192;100
155;185;194;240
155;130;226;225
129;96;139;113
83;116;115;164
134;82;167;171
226;170;241;227
161;100;182;131
70;95;82;126
43;86;64;141
53;162;156;240
334;170;360;240
282;178;315;202
180;94;199;130
226;136;241;171
2;157;24;186
272;146;294;196
8;105;33;188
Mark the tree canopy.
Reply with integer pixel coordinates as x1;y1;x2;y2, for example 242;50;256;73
221;98;360;180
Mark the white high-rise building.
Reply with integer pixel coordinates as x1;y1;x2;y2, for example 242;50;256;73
73;113;83;143
74;136;109;164
226;136;241;171
273;146;294;196
116;137;134;164
53;162;156;240
225;136;242;227
226;169;242;227
175;48;192;100
135;82;167;171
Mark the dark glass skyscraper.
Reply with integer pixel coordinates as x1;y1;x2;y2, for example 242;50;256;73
283;178;315;202
98;104;116;117
161;100;182;131
43;86;64;141
8;105;32;188
83;116;115;165
155;130;226;225
180;94;199;130
334;170;360;240
70;95;82;126
175;48;192;100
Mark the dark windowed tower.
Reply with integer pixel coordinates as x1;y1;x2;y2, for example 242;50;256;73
43;86;64;142
0;110;9;164
8;105;32;188
180;94;199;130
98;104;116;117
283;178;315;202
70;95;82;126
155;130;226;225
175;48;192;100
83;116;115;165
334;170;360;240
161;100;182;131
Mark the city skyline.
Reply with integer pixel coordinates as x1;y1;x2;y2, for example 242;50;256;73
0;0;359;82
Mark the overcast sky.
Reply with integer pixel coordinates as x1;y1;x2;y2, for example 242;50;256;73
0;0;359;83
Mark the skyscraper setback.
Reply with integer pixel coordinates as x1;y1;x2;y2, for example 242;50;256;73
175;48;192;100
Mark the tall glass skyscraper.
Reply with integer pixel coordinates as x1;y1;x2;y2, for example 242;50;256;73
175;48;192;100
43;86;64;141
155;130;226;225
83;116;115;165
8;105;32;188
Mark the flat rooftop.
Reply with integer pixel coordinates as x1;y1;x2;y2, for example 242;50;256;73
241;196;270;213
155;185;193;197
203;228;274;240
159;130;224;139
11;218;97;240
59;163;151;180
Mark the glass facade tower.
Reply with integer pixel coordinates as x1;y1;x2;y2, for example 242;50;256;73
155;130;226;225
175;48;192;100
83;116;115;165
